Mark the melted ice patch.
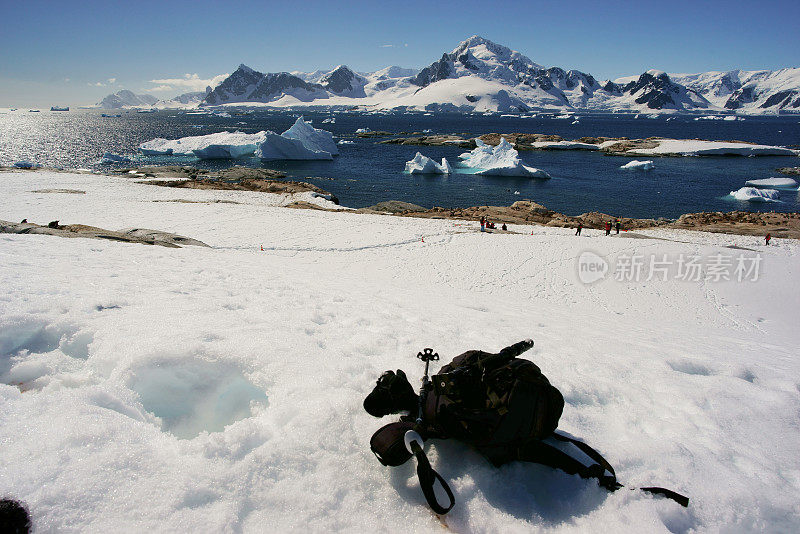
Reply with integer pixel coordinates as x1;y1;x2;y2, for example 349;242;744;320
129;357;268;439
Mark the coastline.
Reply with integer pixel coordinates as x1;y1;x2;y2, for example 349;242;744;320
4;166;798;239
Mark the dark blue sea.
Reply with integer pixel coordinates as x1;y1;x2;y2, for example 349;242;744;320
1;109;799;218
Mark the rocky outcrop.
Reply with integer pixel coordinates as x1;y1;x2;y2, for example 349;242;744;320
777;167;800;175
0;220;208;247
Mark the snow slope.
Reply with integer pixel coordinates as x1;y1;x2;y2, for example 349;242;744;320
1;171;799;532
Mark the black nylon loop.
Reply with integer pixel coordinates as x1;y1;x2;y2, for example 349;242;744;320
411;442;455;515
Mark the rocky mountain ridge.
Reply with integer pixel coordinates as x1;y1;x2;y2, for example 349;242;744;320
99;36;800;113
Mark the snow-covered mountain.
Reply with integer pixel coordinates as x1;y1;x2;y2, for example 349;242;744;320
671;68;800;111
98;87;213;110
110;36;795;114
98;90;159;109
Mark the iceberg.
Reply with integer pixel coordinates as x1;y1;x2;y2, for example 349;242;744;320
139;119;337;162
100;153;131;164
404;152;451;174
729;187;780;202
459;138;551;178
281;117;338;156
139;131;267;158
256;133;333;161
744;177;798;189
620;160;654;170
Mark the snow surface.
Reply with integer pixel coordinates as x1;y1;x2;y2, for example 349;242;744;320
728;187;781;202
404;152;452;174
1;170;800;532
744;177;798;189
627;139;797;157
531;141;600;151
620;160;654;171
459;138;551;177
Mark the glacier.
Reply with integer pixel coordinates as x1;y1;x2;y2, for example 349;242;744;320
404;152;452;174
459;138;551;178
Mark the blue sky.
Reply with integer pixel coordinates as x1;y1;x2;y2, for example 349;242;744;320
1;0;798;106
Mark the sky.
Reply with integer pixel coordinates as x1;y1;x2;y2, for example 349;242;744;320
1;0;798;107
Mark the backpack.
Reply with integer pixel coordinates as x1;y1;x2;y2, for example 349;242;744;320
422;347;565;464
366;340;689;513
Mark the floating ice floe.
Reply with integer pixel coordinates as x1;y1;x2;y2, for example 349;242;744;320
100;153;131;164
628;139;797;157
620;160;655;171
337;140;354;145
139;131;267;158
744;177;798;189
729;187;780;202
13;160;37;169
355;128;371;133
459;138;551;178
321;117;335;124
404;152;452;174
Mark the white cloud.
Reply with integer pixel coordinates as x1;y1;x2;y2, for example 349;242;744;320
146;85;174;93
107;78;116;84
147;73;229;93
380;44;394;48
88;82;106;87
64;78;71;83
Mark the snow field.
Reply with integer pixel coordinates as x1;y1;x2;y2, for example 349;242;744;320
1;171;799;532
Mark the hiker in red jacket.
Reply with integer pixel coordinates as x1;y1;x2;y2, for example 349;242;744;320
765;233;771;245
605;221;611;236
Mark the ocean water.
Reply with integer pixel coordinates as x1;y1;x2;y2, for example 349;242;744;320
1;109;799;218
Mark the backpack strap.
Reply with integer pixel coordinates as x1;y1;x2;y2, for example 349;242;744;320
517;432;689;507
408;440;455;515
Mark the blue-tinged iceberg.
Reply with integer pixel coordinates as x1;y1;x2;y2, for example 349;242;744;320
404;152;452;174
138;117;338;161
281;117;338;156
139;131;267;158
256;117;337;161
729;187;780;202
459;138;550;177
256;133;334;161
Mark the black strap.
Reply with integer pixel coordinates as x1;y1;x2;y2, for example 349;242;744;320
410;441;455;515
518;432;688;507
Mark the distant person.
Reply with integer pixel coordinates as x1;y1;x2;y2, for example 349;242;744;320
575;222;582;236
615;219;621;234
605;221;611;236
501;223;507;231
765;233;771;246
480;216;486;232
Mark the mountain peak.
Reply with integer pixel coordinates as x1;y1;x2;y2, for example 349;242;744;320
236;64;257;75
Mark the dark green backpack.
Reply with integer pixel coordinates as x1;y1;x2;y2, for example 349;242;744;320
422;345;565;463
